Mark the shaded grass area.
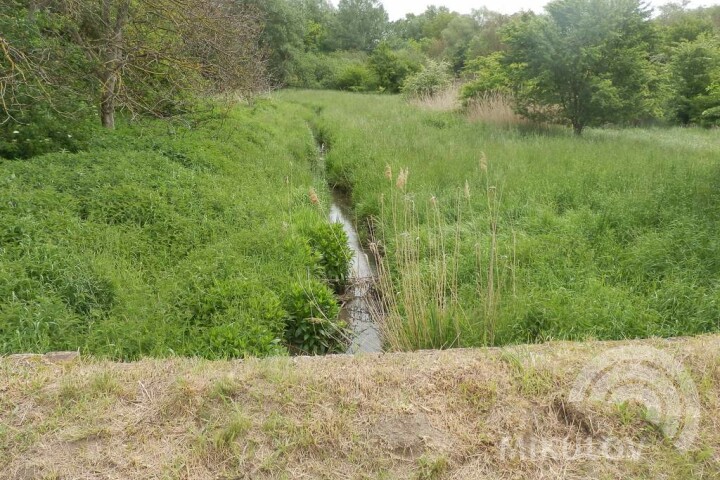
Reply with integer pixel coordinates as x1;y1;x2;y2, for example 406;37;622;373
0;99;350;359
2;336;720;478
279;90;720;349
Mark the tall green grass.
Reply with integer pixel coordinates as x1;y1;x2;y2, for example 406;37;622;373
280;90;720;350
0;98;350;359
4;89;719;357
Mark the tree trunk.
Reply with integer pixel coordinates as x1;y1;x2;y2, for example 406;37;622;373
97;0;130;129
572;121;584;136
100;83;115;130
100;71;117;129
100;105;115;129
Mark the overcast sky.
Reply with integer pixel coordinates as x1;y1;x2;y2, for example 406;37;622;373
378;0;718;19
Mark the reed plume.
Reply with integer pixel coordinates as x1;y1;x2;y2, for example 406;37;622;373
396;168;409;191
309;188;319;206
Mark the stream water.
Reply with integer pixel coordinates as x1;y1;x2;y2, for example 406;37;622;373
329;192;383;354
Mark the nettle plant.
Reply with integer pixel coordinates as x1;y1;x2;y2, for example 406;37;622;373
284;279;347;355
305;222;353;292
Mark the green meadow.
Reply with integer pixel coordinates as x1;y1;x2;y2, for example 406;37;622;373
2;90;719;357
284;90;720;350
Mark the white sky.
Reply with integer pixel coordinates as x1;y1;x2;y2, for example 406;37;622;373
379;0;718;19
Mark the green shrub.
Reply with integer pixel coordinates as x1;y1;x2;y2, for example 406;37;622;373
198;317;287;359
287;52;378;91
304;222;353;292
0;10;96;159
401;61;453;98
700;105;720;127
284;280;346;355
0;107;96;159
334;63;378;92
460;53;511;104
369;43;421;93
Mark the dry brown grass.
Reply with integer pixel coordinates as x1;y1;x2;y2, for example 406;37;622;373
465;92;528;127
409;85;462;112
2;336;720;479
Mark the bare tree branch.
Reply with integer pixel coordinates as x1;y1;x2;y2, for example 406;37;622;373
1;0;268;128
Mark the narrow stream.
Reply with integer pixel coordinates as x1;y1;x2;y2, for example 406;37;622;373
329;192;383;354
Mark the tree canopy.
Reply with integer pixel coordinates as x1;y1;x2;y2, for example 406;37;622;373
331;0;388;52
502;0;658;134
3;0;720;147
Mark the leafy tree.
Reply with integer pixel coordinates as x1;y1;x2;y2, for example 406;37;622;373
330;0;388;52
657;2;717;44
390;6;458;42
240;0;305;84
504;0;658;135
297;0;337;52
667;33;720;124
460;52;512;103
420;6;459;40
466;8;512;58
440;15;480;72
390;7;511;77
369;42;420;92
240;0;336;85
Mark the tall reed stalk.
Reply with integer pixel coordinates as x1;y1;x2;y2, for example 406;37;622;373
370;155;514;351
409;84;461;112
465;92;527;127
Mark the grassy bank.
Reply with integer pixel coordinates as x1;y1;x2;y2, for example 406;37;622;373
0;100;351;359
3;89;719;357
2;336;720;478
280;90;720;350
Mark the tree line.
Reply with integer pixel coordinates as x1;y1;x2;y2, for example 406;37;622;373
1;0;719;155
250;0;719;134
